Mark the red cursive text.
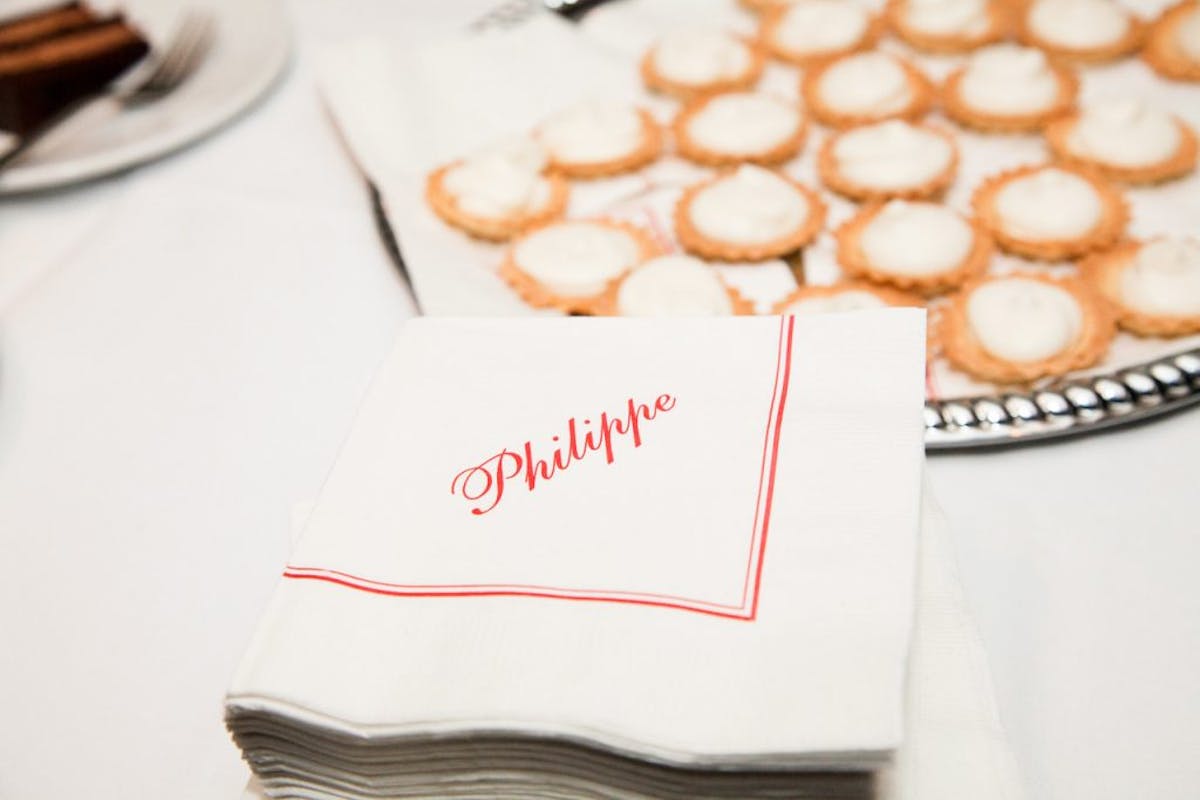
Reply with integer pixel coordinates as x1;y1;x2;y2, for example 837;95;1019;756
450;393;676;515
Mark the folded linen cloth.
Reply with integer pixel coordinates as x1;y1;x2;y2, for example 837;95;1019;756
884;476;1024;800
316;8;800;315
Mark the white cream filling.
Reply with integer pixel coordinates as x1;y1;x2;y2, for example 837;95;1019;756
782;290;888;314
1178;7;1200;60
967;278;1083;362
905;0;991;36
959;44;1059;115
652;29;752;85
832;120;952;190
772;0;870;54
688;165;809;246
860;201;974;276
993;168;1102;241
1066;99;1181;167
1119;238;1200;316
538;102;645;165
443;137;551;219
686;92;802;155
514;222;642;297
818;53;913;116
1027;0;1129;49
616;255;734;316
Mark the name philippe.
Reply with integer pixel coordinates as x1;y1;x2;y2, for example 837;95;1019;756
450;393;677;516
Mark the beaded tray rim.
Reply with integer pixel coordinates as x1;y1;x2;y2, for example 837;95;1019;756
923;349;1200;450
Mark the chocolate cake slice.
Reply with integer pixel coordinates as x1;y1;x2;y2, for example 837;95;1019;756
0;2;97;50
0;3;150;135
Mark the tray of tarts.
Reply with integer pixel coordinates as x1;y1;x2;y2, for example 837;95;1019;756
405;0;1200;450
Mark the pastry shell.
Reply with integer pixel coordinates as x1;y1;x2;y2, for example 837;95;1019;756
673;93;807;167
1016;3;1146;63
599;269;756;316
1081;240;1200;336
1045;111;1198;184
940;62;1078;133
426;164;568;242
674;171;827;262
772;281;924;313
738;0;788;12
885;0;1009;53
540;108;664;179
759;5;882;66
801;54;934;129
1143;1;1200;81
938;272;1116;383
817;122;958;201
971;164;1127;261
499;219;663;315
641;36;766;99
835;202;992;295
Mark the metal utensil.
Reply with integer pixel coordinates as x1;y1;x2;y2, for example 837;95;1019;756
469;0;614;33
0;12;216;171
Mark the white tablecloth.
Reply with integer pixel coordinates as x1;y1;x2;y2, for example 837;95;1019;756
0;2;1197;800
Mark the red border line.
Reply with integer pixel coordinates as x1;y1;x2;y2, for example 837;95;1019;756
283;574;754;621
738;316;787;607
748;316;794;620
284;317;797;621
283;565;746;613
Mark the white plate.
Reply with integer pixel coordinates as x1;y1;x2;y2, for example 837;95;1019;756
0;0;290;194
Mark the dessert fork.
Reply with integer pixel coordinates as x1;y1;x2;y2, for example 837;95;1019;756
0;12;216;171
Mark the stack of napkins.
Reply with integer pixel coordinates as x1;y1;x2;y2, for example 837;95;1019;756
227;312;929;798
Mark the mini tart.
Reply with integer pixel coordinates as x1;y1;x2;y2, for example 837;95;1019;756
971;164;1126;260
426;164;567;242
941;44;1078;133
1016;0;1145;63
801;51;933;129
1045;100;1198;184
602;255;755;316
1143;1;1200;81
885;0;1008;54
817;120;957;201
1081;238;1200;336
759;0;881;66
939;272;1115;383
641;30;765;99
772;281;922;314
535;103;663;179
738;0;792;12
836;200;991;295
673;91;806;167
499;219;661;314
674;165;826;262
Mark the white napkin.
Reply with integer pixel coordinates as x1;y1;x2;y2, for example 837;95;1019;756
885;477;1024;800
229;313;927;775
239;474;1023;800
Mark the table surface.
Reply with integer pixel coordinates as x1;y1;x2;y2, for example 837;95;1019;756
1;2;1198;799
